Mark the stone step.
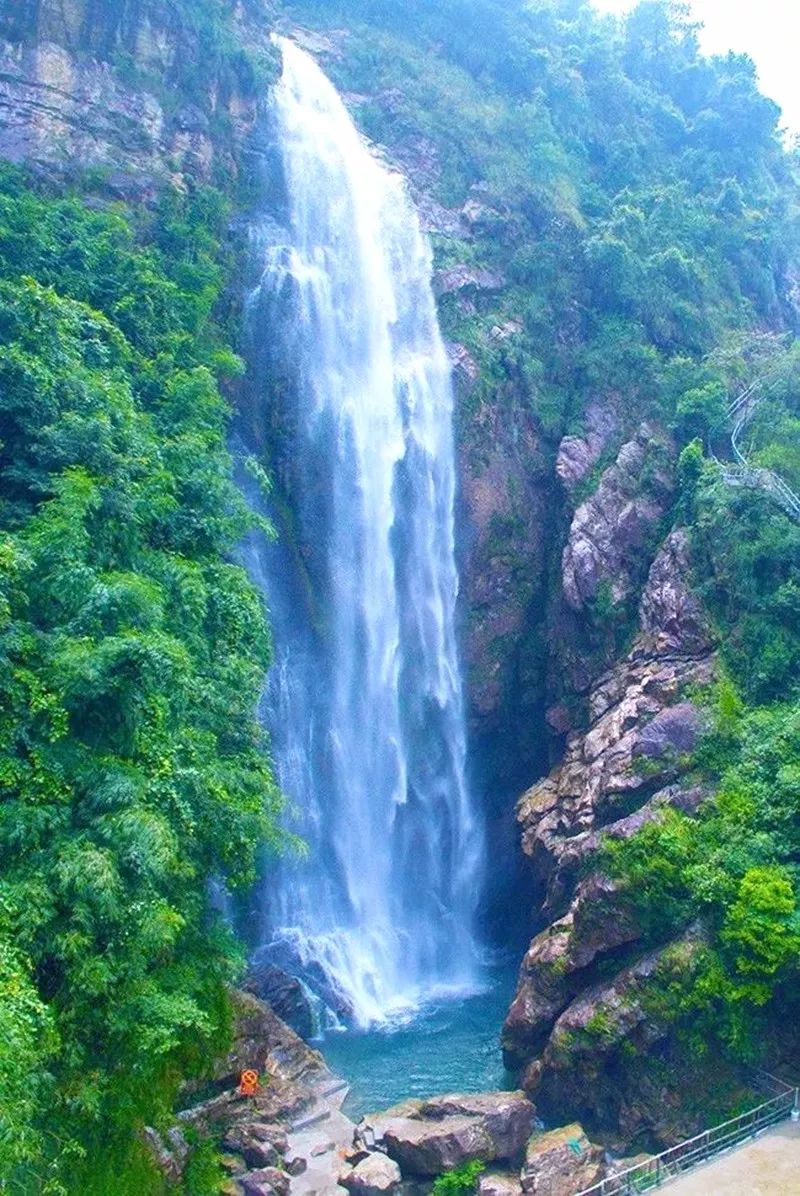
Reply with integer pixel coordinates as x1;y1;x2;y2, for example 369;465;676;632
291;1107;331;1132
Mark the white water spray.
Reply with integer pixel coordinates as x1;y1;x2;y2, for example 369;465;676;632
244;38;484;1027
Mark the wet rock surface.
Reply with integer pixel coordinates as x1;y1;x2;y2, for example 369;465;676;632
245;963;317;1042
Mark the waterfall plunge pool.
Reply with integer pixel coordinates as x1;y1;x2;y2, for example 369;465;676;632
319;965;518;1119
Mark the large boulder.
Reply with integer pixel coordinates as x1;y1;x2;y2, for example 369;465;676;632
340;1152;403;1195
520;1124;606;1195
382;1115;494;1176
361;1092;535;1178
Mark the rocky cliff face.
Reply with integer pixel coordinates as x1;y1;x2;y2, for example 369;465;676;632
503;519;724;1148
0;0;276;196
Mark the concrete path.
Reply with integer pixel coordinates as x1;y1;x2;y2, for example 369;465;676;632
286;1079;355;1196
665;1120;800;1194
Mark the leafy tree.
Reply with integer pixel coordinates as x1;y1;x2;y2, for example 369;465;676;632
0;169;281;1190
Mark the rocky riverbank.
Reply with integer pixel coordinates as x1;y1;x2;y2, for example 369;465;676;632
150;988;655;1195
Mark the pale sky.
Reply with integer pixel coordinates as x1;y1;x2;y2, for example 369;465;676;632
591;0;800;135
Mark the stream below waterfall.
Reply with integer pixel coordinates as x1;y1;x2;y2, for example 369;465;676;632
320;965;518;1119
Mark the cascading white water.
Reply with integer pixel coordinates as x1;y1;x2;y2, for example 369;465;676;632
243;37;484;1027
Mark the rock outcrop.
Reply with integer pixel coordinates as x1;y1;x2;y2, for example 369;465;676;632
358;1091;536;1178
505;528;723;1148
0;0;273;195
518;529;715;912
520;1124;606;1195
561;424;675;612
244;963;317;1042
555;401;620;493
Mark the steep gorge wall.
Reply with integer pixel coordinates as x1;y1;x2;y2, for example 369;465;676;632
0;0;277;196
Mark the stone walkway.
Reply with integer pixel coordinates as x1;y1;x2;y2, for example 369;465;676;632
664;1120;800;1194
285;1079;355;1196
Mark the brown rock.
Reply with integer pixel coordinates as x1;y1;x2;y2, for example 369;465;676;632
517;528;716;913
525;929;730;1148
382;1115;493;1177
364;1091;535;1178
239;1167;290;1196
520;1124;606;1195
503;873;640;1069
340;1151;403;1194
215;989;328;1092
244;963;316;1042
222;1125;281;1170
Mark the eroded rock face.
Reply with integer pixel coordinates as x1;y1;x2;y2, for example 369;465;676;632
561;424;675;612
0;0;266;194
458;390;548;738
503;872;641;1069
518;530;715;912
555;401;620;493
244;963;316;1042
506;530;722;1147
217;989;328;1092
524;929;730;1149
360;1092;536;1178
520;1124;606;1195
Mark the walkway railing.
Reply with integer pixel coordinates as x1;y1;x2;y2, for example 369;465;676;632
575;1078;799;1196
707;377;800;524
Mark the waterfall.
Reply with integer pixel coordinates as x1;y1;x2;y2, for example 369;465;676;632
243;37;484;1028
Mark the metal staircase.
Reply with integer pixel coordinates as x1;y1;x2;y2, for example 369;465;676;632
708;379;800;522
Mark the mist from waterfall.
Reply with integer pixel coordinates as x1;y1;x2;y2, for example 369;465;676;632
243;37;484;1028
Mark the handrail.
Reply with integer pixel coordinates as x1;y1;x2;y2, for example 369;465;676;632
708;378;800;524
575;1085;799;1196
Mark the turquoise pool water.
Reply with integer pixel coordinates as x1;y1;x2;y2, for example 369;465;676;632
320;968;518;1119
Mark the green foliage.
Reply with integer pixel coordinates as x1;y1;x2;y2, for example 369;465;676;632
0;169;280;1189
432;1158;486;1196
603;695;800;1061
281;0;796;453
690;479;800;704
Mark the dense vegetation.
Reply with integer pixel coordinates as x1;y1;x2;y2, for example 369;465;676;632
0;168;280;1191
